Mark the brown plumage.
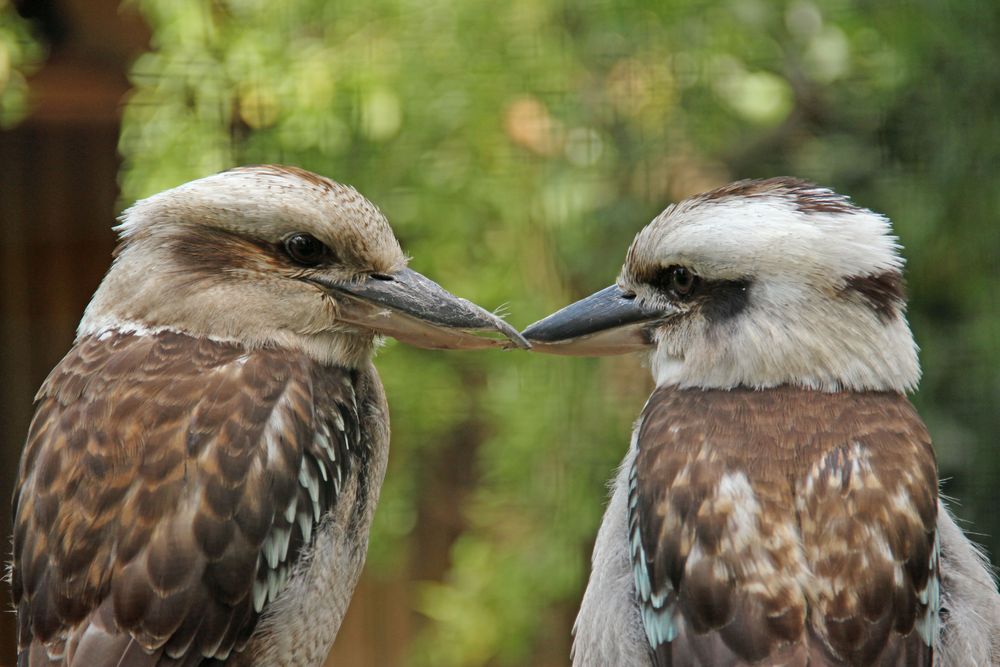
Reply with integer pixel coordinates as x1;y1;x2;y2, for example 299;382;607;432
13;331;377;666
10;166;525;666
522;179;998;666
631;387;937;666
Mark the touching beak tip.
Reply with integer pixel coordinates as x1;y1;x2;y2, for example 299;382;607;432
516;284;670;356
497;318;532;349
519;318;548;343
325;268;531;350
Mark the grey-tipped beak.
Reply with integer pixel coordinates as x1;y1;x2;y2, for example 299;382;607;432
521;285;673;356
317;268;529;350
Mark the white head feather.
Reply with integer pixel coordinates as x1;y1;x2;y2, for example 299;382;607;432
79;166;406;367
620;178;920;392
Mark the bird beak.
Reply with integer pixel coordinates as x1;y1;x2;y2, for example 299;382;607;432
316;268;529;350
521;285;675;356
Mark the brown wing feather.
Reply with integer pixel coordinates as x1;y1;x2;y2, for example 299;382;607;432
631;386;938;666
13;331;359;666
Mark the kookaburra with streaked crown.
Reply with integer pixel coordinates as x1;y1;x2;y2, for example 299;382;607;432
11;165;526;666
522;178;1000;666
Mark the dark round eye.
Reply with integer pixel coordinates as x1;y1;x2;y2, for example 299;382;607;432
667;266;698;298
284;233;328;266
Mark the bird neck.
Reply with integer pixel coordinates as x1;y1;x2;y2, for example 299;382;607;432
650;299;921;393
78;256;378;369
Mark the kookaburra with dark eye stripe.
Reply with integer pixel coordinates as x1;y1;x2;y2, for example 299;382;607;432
11;165;527;667
523;178;1000;666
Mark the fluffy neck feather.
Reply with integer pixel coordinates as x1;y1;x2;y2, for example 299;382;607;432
78;242;377;369
649;280;920;393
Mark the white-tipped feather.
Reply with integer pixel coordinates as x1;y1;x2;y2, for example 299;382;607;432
571;179;999;666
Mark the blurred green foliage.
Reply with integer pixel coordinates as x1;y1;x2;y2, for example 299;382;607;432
40;0;1000;663
0;0;42;126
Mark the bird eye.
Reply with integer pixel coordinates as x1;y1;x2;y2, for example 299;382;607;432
670;267;697;296
650;265;699;298
284;233;329;266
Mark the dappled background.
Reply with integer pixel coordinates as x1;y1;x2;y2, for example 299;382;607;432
1;0;998;665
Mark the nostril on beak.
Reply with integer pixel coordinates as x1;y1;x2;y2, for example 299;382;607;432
621;291;637;301
370;273;394;281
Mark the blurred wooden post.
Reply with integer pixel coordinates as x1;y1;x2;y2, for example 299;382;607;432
0;4;137;661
